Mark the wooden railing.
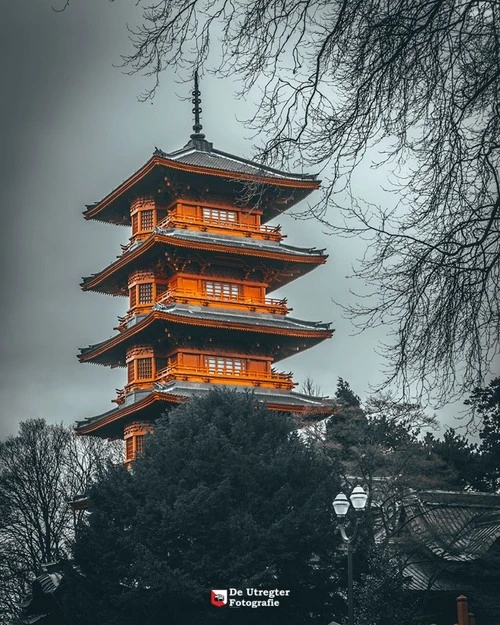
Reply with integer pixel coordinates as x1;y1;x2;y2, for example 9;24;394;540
158;213;284;241
156;364;296;390
114;290;290;331
113;364;296;401
157;289;289;314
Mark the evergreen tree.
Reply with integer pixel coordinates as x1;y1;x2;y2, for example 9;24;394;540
62;389;344;625
466;377;500;490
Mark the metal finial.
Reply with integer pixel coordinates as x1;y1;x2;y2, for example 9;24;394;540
190;70;205;139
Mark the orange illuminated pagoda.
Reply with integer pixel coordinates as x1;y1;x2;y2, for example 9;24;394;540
76;77;333;461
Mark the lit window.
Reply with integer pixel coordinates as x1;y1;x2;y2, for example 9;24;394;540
205;357;244;376
140;210;154;230
136;435;145;456
137;358;153;379
139;283;153;304
202;207;236;223
205;281;240;300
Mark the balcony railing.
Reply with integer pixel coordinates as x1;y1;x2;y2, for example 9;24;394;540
114;290;290;331
158;213;284;242
156;363;296;390
158;289;289;314
113;364;296;402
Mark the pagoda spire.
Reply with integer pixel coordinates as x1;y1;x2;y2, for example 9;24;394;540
190;70;206;140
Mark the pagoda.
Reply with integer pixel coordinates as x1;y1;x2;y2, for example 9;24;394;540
76;76;333;462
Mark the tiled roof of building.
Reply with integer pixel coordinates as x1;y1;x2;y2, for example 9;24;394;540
75;385;335;435
155;137;317;182
396;490;500;592
154;226;327;256
154;379;335;407
401;490;500;562
81;229;327;292
153;302;332;332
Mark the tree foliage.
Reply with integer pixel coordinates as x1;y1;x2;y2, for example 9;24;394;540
92;0;500;401
62;389;344;625
466;376;500;489
0;419;120;625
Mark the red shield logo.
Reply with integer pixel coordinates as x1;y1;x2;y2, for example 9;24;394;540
211;589;228;607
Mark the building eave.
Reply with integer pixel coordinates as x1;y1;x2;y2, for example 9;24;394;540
83;154;320;223
78;307;333;364
81;232;327;293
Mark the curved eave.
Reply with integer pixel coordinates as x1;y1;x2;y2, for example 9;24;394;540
75;388;336;437
83;156;320;224
75;392;174;436
78;310;333;364
81;233;327;293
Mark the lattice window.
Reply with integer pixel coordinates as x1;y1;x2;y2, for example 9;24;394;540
132;213;139;235
202;207;237;223
205;356;244;376
136;435;145;456
137;358;153;379
125;438;134;461
130;287;137;308
139;283;153;304
127;361;135;383
205;281;240;300
141;210;154;230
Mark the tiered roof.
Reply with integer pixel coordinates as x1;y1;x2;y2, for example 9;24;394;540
77;78;334;439
83;137;319;226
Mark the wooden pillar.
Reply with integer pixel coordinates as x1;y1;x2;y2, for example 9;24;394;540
457;595;470;625
469;612;476;625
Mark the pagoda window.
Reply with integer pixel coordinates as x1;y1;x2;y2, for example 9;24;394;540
205;281;240;300
130;287;137;309
205;356;244;376
127;361;135;383
125;438;134;461
136;357;153;379
140;210;154;231
138;283;153;304
132;213;139;235
135;435;145;456
202;207;237;223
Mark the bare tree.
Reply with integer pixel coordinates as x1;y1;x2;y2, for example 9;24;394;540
0;419;120;624
300;375;323;397
81;0;500;403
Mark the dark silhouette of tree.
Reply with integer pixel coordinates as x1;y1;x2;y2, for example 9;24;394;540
466;377;500;489
61;389;345;625
0;419;120;625
335;378;360;407
75;0;500;402
423;428;487;491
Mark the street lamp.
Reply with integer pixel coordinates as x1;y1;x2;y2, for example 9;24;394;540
333;486;368;625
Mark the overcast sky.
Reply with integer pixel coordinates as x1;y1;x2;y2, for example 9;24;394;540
0;0;467;440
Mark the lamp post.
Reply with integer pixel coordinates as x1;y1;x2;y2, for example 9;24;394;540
333;485;368;625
